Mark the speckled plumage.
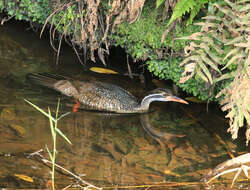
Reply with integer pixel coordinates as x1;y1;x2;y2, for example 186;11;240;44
58;80;140;112
27;73;142;113
27;73;188;113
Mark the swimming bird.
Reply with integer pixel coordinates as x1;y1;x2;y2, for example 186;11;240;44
26;73;188;113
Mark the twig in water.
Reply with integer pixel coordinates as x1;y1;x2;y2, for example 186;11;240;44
28;149;102;190
202;153;250;187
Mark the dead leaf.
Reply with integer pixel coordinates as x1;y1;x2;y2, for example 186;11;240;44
89;67;118;74
14;174;34;183
164;169;181;177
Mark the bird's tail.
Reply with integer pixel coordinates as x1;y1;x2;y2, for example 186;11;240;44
26;73;66;88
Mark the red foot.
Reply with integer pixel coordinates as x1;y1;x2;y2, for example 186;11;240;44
73;98;80;112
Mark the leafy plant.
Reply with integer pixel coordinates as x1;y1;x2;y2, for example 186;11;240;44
25;99;72;190
167;0;216;26
3;0;50;22
178;0;250;144
114;3;215;100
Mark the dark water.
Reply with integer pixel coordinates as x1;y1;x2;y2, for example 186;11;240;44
0;21;249;189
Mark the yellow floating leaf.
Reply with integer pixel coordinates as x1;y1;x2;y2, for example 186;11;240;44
185;97;205;103
89;67;118;74
14;174;34;183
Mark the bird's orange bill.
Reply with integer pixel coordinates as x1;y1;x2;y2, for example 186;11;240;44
168;96;189;104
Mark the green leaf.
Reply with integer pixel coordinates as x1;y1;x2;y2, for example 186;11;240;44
168;0;196;26
243;110;250;125
56;98;60;119
200;52;222;74
55;128;72;145
45;145;53;161
238;0;250;4
156;0;165;8
48;108;56;140
225;108;235;118
197;61;213;84
179;55;201;66
187;5;200;25
196;66;209;83
203;48;222;64
238;111;244;127
224;47;240;61
202;15;222;21
239;3;250;11
213;72;235;83
225;36;244;45
58;112;71;120
222;53;245;70
24;99;56;122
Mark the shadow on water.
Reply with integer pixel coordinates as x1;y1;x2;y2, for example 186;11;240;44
0;21;249;189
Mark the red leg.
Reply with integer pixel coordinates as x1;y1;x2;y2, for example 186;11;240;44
73;98;80;112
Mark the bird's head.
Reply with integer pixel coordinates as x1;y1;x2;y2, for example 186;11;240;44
146;88;189;104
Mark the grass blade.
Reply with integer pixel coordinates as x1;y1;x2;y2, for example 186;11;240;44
58;112;71;120
55;128;72;145
48;108;56;139
56;99;60;120
45;145;53;161
24;99;56;122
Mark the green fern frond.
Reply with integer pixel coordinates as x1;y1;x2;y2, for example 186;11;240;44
168;0;196;26
196;66;209;83
200;52;221;74
213;72;235;83
196;57;213;83
187;0;211;25
187;5;201;25
168;0;213;26
178;0;250;144
156;0;165;8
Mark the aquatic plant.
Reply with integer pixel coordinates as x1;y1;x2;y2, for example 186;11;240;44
25;99;102;189
25;99;71;190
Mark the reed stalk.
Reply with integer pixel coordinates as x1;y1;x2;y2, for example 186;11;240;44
25;99;71;190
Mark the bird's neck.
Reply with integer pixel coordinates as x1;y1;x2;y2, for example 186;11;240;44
139;94;164;111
